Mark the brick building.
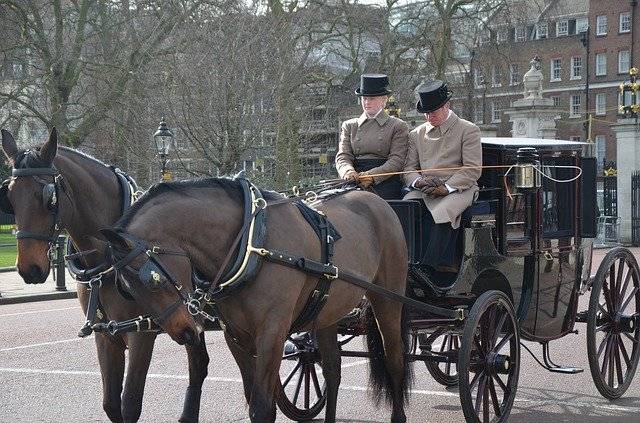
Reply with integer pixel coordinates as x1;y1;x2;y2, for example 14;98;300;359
586;0;639;167
451;0;639;169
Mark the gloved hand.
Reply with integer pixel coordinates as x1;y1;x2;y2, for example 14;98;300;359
427;185;449;197
416;176;444;194
357;172;375;189
344;170;358;182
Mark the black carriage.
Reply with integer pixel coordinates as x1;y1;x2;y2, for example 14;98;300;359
277;138;640;422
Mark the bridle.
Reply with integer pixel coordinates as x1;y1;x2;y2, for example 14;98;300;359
108;231;192;325
0;161;67;258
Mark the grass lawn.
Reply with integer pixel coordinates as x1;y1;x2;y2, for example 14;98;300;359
0;232;16;268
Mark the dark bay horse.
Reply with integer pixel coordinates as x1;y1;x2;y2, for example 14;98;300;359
102;177;413;422
0;128;208;423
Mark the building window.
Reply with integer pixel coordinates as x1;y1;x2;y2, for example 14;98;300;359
556;20;568;36
491;102;502;123
491;67;502;87
552;96;561;107
620;12;631;33
551;58;562;81
474;105;484;124
536;22;548;39
595;93;607;115
596;15;608;36
576;17;589;33
571;56;582;79
619;50;631;74
570;94;581;117
595;135;606;170
515;26;526;42
497;28;508;43
595;53;607;76
509;64;520;85
474;69;485;88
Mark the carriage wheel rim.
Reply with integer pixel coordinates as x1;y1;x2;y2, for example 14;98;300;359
587;249;640;400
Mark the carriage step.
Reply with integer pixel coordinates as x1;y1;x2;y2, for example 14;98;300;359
545;366;583;374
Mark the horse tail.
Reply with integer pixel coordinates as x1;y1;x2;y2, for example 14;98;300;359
364;303;413;406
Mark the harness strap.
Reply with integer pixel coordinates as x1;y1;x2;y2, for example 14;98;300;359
154;298;184;325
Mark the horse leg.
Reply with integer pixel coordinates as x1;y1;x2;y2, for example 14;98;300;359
179;332;210;423
249;325;288;422
316;325;341;423
120;333;157;422
95;333;126;423
225;331;255;404
368;295;411;423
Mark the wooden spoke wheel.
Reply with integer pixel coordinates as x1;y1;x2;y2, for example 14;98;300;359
420;328;460;387
587;247;640;400
276;333;327;421
459;291;520;423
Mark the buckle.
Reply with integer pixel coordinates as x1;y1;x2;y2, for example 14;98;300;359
152;246;162;254
324;265;339;280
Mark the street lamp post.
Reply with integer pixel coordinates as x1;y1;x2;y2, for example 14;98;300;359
153;118;174;181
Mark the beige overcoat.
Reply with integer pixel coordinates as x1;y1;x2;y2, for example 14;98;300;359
403;112;482;229
335;111;409;184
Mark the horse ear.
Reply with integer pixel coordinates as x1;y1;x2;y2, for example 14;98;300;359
1;129;18;162
99;228;133;251
40;127;58;165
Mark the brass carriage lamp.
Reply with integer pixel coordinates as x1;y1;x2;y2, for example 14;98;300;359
619;67;640;116
153;118;174;181
515;148;541;189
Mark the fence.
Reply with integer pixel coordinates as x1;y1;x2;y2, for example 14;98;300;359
603;176;617;218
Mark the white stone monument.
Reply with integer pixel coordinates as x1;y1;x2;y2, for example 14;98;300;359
611;118;640;244
505;57;561;139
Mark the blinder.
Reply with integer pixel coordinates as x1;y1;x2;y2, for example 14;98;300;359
42;183;57;211
139;259;171;291
0;179;13;215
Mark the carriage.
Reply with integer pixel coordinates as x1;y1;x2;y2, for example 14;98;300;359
275;137;640;422
2;127;638;423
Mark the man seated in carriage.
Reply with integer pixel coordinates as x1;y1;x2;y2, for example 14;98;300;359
403;80;482;276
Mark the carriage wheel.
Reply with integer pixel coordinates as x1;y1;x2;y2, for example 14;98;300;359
420;328;460;387
587;247;640;400
459;291;520;423
276;333;327;421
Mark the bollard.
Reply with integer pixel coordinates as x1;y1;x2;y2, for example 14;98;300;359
54;235;66;291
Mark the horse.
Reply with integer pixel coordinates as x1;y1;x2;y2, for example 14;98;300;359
0;128;209;423
101;177;413;422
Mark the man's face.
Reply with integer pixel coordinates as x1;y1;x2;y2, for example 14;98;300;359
424;102;450;126
361;95;388;117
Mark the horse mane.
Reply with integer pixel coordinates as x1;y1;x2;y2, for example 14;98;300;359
114;177;282;230
11;145;110;170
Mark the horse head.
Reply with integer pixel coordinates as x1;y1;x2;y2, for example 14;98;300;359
1;128;64;284
101;227;202;346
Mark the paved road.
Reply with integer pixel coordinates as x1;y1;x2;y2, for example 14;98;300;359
1;298;640;422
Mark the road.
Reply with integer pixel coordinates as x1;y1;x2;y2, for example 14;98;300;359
1;298;640;422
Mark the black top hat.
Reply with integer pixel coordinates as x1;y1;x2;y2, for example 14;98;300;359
415;80;452;113
355;74;392;96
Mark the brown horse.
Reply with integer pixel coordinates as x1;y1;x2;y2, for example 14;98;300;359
102;177;413;422
0;128;209;423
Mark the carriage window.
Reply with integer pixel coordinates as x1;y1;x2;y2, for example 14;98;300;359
542;157;576;237
503;172;530;254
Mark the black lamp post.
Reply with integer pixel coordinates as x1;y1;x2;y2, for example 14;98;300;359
153;118;173;181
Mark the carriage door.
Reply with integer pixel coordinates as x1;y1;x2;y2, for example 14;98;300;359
534;155;580;339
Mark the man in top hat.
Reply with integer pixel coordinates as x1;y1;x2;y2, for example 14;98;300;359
404;80;482;275
335;73;409;200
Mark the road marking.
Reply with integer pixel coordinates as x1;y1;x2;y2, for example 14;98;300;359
341;359;368;369
0;306;80;318
0;366;638;414
0;336;93;352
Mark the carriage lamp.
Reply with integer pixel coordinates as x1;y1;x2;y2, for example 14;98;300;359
619;67;640;116
153;118;174;181
515;148;541;189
